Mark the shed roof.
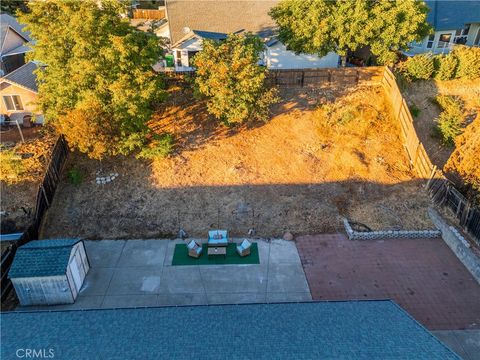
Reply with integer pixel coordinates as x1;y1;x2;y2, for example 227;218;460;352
2;61;39;93
0;13;31;53
166;0;279;45
0;301;459;358
426;0;480;31
9;239;80;278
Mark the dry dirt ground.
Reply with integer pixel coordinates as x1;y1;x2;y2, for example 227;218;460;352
42;84;433;239
1;128;56;233
402;78;480;169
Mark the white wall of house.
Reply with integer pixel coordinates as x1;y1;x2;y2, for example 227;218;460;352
406;23;480;56
0;81;43;124
173;37;202;71
266;42;339;69
172;37;340;71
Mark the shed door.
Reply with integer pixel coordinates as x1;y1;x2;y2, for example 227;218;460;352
69;245;86;292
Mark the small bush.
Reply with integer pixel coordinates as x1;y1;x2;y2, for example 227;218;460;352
409;103;421;118
404;54;435;80
435;54;458;80
453;45;480;80
68;168;83;185
435;95;465;145
137;133;175;159
0;148;25;184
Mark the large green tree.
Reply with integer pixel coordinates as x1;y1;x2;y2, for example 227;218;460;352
193;33;278;125
19;0;165;159
270;0;431;64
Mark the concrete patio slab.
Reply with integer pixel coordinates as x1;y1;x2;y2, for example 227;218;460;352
101;295;158;309
159;266;204;294
16;239;311;310
84;240;125;268
267;263;310;293
116;240;168;267
106;267;162;295
79;268;115;296
200;265;268;293
157;293;208;306
266;292;312;303
206;292;266;305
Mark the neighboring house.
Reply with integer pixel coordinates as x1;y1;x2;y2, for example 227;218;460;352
0;61;43;124
161;0;339;71
0;13;42;125
8;239;90;306
0;13;32;75
406;0;480;55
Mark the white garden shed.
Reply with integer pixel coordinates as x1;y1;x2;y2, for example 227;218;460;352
8;239;90;306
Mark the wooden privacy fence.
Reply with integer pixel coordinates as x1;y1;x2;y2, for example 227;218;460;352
1;136;69;302
132;8;165;19
266;66;384;87
381;67;479;244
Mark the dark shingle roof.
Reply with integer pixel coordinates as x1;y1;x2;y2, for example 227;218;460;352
0;13;31;52
2;61;39;92
166;0;279;45
8;239;80;278
426;1;480;31
0;301;460;359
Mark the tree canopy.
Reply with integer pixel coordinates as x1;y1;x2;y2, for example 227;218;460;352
269;0;431;64
193;33;278;125
19;0;166;159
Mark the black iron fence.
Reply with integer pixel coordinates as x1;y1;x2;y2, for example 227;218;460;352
428;175;480;245
1;136;69;302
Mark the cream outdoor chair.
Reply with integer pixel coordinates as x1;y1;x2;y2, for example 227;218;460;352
236;239;252;257
187;240;202;258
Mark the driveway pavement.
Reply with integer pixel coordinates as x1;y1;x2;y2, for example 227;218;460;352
433;330;480;360
17;239;311;310
296;234;480;330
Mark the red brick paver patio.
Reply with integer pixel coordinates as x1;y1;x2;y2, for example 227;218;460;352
296;234;480;330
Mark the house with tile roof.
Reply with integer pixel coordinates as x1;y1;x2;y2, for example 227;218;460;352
160;0;340;71
0;13;43;125
0;301;461;359
406;0;480;55
9;239;90;306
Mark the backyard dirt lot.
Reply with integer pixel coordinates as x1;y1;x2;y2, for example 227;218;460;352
42;84;433;239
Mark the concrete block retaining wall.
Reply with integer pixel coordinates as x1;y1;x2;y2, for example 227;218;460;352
342;218;441;240
428;208;480;284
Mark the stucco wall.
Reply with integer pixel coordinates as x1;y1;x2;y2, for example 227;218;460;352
266;43;339;69
0;81;42;124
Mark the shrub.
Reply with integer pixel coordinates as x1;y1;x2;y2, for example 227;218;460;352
453;45;480;80
404;54;435;80
435;54;458;80
409;103;421;118
67;168;83;185
435;95;464;145
445;114;480;195
137;133;175;159
0;147;25;184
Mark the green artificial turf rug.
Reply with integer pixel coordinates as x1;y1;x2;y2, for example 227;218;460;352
172;243;259;266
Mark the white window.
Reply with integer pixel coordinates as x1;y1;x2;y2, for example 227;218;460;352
454;25;470;44
474;28;480;46
3;95;24;111
426;34;435;49
437;33;452;49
